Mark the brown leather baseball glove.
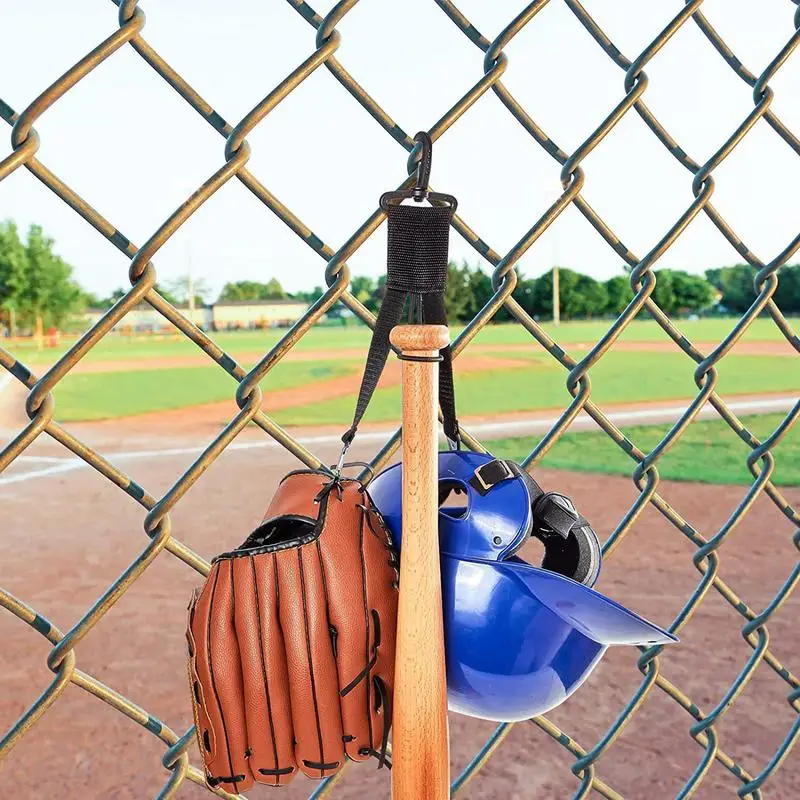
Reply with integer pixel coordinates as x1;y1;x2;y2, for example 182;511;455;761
186;469;398;793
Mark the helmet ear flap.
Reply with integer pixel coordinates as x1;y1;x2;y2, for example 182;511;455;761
536;521;601;587
515;467;601;587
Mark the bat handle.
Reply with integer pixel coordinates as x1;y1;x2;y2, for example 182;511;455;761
390;324;450;799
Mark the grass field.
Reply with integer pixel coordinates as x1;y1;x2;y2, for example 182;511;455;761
486;413;799;486
273;351;797;426
43;349;797;422
52;361;354;420
4;317;795;423
9;316;790;364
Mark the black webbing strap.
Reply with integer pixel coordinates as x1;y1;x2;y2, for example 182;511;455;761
342;201;459;449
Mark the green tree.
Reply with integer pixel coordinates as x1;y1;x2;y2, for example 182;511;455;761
444;261;473;322
263;278;287;299
704;267;723;290
532;267;582;319
219;280;257;302
773;264;800;313
529;268;611;319
0;220;27;333
651;268;677;314
465;263;497;320
605;275;634;315
218;278;287;302
671;270;714;312
15;224;82;328
708;263;800;315
512;274;537;319
705;265;756;313
574;274;608;318
350;276;377;312
79;289;103;309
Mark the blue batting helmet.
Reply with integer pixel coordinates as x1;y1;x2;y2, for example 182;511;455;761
367;450;677;721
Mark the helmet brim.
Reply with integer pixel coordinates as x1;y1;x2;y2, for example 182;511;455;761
450;553;677;646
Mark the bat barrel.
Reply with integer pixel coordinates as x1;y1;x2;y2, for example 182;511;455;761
389;323;450;799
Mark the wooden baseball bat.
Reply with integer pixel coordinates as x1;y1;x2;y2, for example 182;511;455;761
390;323;450;799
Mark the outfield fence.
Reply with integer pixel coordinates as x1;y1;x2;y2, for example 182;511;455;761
1;1;799;798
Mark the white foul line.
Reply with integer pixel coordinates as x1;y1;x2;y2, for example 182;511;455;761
0;460;88;485
0;395;796;488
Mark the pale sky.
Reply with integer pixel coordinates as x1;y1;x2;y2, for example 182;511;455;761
1;1;799;301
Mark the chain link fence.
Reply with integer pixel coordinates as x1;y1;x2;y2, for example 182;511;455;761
1;1;798;797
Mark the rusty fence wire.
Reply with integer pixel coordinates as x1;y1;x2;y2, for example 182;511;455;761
1;0;799;797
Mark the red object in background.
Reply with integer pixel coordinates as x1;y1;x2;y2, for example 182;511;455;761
46;326;59;347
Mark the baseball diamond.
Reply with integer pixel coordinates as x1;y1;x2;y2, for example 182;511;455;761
0;1;798;799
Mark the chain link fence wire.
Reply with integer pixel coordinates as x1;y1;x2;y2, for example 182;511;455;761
1;0;798;797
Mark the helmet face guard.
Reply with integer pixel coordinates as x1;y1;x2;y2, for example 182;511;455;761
368;451;677;721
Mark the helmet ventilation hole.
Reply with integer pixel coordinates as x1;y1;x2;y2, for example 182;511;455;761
438;480;469;520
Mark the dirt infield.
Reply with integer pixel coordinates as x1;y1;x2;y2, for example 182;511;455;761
1;432;797;798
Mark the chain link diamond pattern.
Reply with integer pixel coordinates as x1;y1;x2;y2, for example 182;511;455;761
1;1;798;797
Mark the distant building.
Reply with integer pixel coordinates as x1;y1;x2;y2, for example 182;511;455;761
81;298;309;333
81;302;213;332
210;299;309;330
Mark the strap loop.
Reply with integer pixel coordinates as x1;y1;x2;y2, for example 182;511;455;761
342;189;460;448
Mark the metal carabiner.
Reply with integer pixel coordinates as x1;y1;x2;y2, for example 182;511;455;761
446;431;462;451
412;131;433;202
334;439;350;476
380;131;457;212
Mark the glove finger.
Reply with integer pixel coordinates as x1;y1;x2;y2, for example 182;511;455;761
319;483;394;763
362;501;398;759
233;554;297;786
277;544;345;779
191;563;248;792
203;559;255;793
187;589;217;777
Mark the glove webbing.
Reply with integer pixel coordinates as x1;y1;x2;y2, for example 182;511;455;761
342;202;459;448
